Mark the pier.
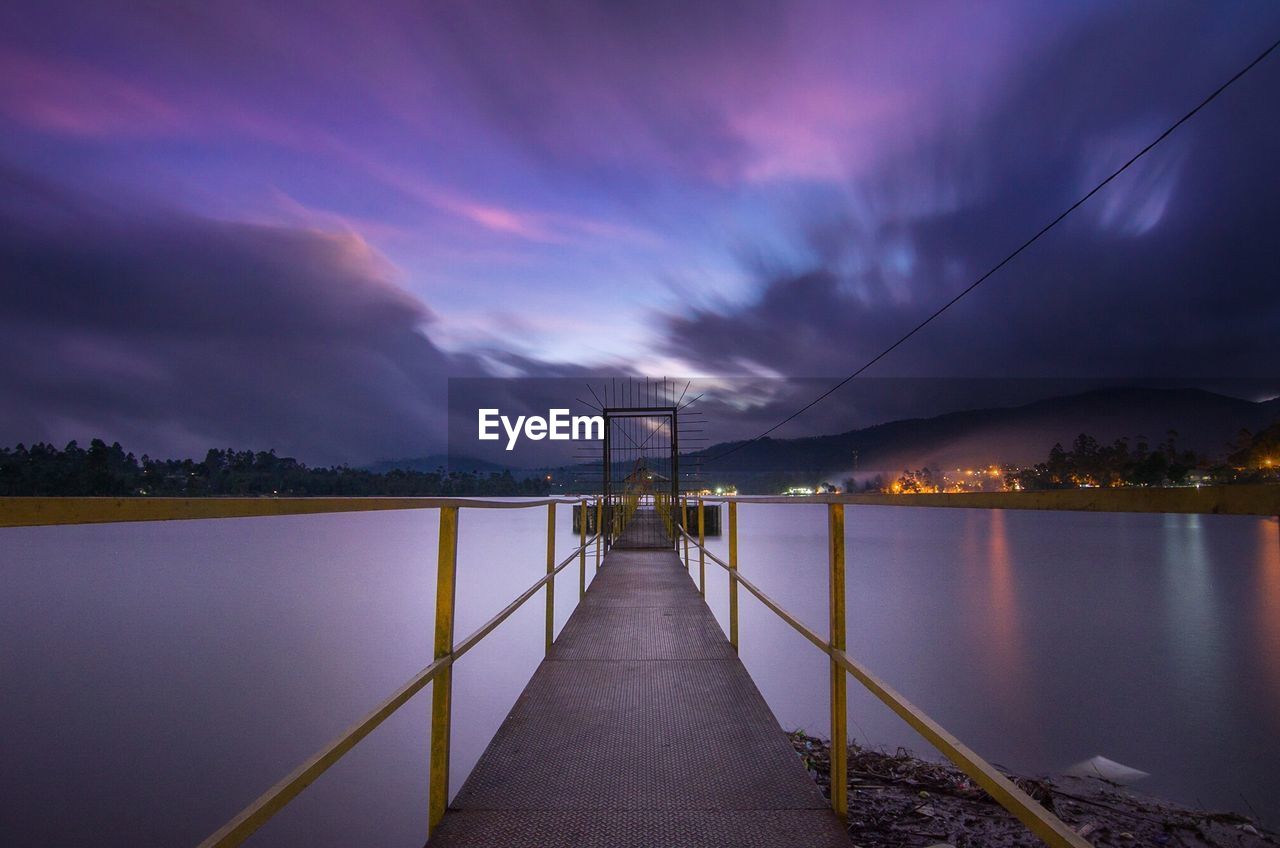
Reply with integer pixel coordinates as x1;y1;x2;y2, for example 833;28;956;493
2;483;1278;847
430;528;848;847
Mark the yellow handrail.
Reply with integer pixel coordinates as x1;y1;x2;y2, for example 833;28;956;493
195;654;452;847
677;517;1092;848
0;495;586;528
7;487;1274;847
71;496;604;847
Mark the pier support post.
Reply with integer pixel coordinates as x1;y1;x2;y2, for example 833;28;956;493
827;502;848;820
428;506;459;835
595;496;602;571
545;502;556;654
729;500;739;652
698;497;706;595
579;497;587;600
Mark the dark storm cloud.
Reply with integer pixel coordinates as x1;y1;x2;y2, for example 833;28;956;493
0;165;480;465
3;2;1278;465
663;6;1280;399
419;0;778;181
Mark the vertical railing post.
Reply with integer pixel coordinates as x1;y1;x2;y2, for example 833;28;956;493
545;502;556;655
697;497;706;596
428;506;459;835
682;496;690;570
728;500;739;652
827;502;848;820
595;496;602;572
579;497;587;601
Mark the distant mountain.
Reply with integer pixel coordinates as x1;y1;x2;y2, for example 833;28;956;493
692;387;1280;481
364;454;524;475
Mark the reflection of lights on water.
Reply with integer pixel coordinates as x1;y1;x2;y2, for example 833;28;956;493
979;510;1031;720
1161;513;1227;722
1258;519;1280;715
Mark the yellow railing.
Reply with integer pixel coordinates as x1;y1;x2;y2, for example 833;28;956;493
676;485;1280;848
4;486;1276;847
0;495;604;846
599;489;676;545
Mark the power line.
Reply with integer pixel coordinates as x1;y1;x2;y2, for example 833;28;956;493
704;35;1280;465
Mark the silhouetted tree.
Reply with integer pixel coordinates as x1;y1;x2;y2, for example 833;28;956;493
0;441;552;497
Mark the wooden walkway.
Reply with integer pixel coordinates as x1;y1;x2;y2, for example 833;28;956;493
429;523;851;847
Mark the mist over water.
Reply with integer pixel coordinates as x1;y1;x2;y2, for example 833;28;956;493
2;504;1278;845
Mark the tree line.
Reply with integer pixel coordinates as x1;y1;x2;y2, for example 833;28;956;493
0;441;552;497
1006;421;1279;491
871;421;1280;494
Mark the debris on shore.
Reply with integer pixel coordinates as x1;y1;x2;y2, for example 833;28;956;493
789;732;1276;848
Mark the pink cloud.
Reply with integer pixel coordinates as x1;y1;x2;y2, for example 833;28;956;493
257;188;417;244
0;47;643;251
0;50;184;137
436;194;555;241
0;47;339;154
345;152;657;246
726;85;915;183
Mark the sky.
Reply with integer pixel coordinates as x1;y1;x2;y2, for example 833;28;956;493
2;1;1279;465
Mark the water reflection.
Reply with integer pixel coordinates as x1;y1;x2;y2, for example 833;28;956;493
980;510;1029;711
1160;513;1226;724
1259;519;1280;721
3;506;1279;843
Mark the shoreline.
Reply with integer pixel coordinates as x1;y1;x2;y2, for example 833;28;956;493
790;733;1276;848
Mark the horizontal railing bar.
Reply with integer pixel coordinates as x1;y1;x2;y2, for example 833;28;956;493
687;485;1279;515
678;525;1090;848
0;496;585;528
733;570;830;654
196;654;452;848
197;533;597;848
680;526;829;653
830;647;1090;848
453;536;597;659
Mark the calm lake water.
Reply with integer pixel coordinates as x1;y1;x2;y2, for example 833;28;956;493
2;503;1278;845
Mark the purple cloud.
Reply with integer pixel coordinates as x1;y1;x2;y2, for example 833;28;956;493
661;4;1280;391
1;1;1277;461
0;165;481;464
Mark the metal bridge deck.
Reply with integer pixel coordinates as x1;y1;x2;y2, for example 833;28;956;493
428;544;850;847
612;508;671;549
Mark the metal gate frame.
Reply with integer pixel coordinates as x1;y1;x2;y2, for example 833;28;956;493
602;405;679;548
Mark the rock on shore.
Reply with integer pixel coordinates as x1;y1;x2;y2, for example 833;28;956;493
790;732;1276;848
